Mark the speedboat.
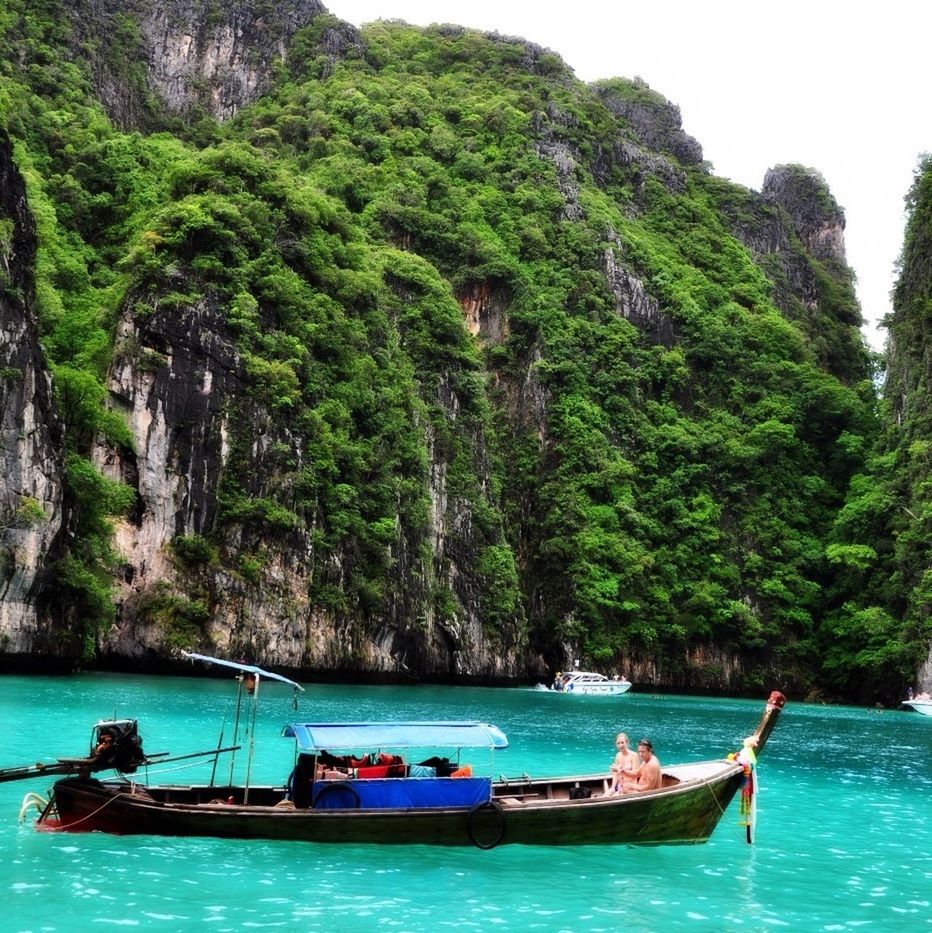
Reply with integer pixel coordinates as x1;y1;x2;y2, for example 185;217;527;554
551;671;632;695
902;698;932;716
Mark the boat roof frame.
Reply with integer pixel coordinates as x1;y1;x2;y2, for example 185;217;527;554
180;651;305;691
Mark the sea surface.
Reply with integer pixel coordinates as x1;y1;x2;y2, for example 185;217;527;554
1;673;930;932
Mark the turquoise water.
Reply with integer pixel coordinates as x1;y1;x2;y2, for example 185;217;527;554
1;674;931;931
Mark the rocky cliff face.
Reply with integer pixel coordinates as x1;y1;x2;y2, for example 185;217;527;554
0;132;68;660
592;77;703;195
762;165;847;264
715;164;848;301
881;158;932;692
601;233;676;346
69;0;360;126
596;79;703;161
94;287;524;680
710;164;868;383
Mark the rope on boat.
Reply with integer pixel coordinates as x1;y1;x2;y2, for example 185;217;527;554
706;777;727;818
134;758;217;778
18;792;48;823
704;768;756;844
44;791;134;832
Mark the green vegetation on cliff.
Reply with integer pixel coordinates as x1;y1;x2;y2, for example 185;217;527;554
823;157;932;699
1;2;907;698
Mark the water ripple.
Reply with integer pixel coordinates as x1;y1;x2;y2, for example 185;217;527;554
2;677;932;931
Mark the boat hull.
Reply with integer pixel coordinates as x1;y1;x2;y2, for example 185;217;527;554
36;691;785;848
556;682;632;696
550;672;633;695
44;763;743;847
902;700;932;716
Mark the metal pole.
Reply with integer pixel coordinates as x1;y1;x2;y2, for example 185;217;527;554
228;678;245;786
209;717;227;787
243;674;260;804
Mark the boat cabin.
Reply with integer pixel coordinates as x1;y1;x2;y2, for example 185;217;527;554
281;721;509;810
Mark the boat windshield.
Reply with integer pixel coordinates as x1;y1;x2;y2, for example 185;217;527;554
282;722;509;753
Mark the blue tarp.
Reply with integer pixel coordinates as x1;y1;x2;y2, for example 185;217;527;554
282;722;509;752
311;777;492;810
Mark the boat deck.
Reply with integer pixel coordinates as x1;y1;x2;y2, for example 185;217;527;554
83;758;734;811
492;759;733;805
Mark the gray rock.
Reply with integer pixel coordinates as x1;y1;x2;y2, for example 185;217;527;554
0;132;68;659
66;0;359;126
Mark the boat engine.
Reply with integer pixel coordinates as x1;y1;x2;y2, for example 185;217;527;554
92;721;147;774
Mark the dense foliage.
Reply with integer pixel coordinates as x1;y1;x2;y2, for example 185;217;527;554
821;157;932;699
1;1;921;699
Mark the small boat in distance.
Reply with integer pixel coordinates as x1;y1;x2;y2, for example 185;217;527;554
4;658;785;848
547;670;632;695
902;697;932;716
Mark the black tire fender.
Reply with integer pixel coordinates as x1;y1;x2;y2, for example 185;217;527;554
466;800;505;850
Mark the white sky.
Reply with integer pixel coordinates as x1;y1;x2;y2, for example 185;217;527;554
327;0;932;352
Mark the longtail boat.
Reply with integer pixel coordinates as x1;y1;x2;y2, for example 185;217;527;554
5;656;786;848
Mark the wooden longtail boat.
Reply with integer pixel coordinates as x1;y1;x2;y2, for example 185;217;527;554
8;657;786;848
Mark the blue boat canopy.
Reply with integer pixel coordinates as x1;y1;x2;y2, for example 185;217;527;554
282;722;509;752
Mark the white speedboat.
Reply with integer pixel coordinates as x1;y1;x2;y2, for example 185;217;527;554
551;671;632;696
902;698;932;716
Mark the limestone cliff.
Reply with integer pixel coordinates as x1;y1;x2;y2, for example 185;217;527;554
68;0;360;126
708;164;868;384
879;157;932;693
94;285;525;679
0;132;69;662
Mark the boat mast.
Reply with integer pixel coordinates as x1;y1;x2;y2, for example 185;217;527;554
228;675;245;786
243;673;260;805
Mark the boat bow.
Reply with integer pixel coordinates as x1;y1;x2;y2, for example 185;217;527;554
749;690;787;754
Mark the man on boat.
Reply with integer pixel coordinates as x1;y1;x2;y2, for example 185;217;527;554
92;732;113;760
620;739;662;793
